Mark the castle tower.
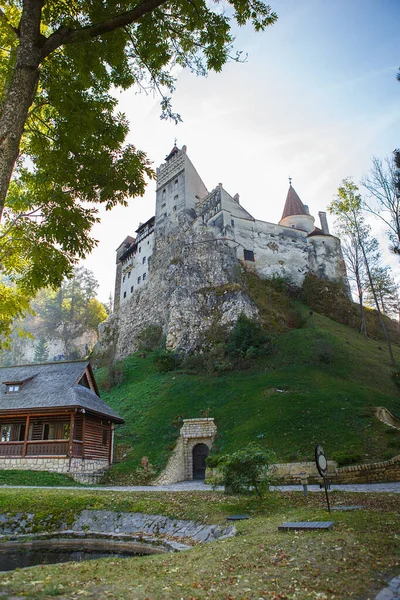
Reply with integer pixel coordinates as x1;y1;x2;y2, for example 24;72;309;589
279;183;315;234
155;145;208;232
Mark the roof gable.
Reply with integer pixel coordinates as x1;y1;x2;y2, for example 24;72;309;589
0;361;123;422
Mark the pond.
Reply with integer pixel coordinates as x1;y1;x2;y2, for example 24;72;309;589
0;538;163;572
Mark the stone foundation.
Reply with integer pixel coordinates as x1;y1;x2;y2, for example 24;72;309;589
0;457;109;475
155;418;217;485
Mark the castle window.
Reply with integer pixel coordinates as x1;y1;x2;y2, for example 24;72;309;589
231;219;235;227
128;271;131;278
243;249;255;262
137;276;141;284
174;179;178;191
161;203;166;208
142;256;146;264
123;291;127;298
162;189;166;200
139;247;141;253
122;275;126;282
174;195;178;202
143;272;147;280
131;286;133;293
173;206;177;212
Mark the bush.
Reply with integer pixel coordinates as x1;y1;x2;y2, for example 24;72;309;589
138;324;164;351
227;315;273;358
332;451;362;467
153;349;181;372
211;442;276;497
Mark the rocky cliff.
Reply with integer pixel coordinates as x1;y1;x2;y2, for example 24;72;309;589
102;227;258;359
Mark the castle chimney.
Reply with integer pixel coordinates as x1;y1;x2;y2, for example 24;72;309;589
319;211;330;234
233;193;240;203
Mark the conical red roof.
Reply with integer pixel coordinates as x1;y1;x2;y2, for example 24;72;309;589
281;185;307;220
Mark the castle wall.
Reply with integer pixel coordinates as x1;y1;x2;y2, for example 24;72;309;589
120;230;154;304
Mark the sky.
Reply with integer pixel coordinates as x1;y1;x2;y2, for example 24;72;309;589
82;0;400;302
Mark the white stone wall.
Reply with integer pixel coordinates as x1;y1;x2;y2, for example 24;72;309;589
0;457;109;474
120;230;154;305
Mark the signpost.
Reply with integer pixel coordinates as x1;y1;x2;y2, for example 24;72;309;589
315;443;331;513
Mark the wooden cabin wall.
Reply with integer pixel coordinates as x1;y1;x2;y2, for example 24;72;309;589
83;415;112;461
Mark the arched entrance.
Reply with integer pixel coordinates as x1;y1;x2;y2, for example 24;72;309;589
192;443;209;480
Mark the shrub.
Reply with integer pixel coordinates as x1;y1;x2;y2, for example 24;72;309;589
332;451;362;467
287;309;307;329
227;315;273;358
153;349;181;372
391;371;400;388
137;324;164;351
211;442;276;497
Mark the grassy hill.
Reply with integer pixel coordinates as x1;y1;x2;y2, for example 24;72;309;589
96;288;400;483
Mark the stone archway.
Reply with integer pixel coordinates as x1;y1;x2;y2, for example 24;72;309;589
192;443;209;480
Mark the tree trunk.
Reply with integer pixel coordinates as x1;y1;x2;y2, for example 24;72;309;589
0;0;44;219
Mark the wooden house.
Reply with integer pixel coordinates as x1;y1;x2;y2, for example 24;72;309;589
0;361;124;475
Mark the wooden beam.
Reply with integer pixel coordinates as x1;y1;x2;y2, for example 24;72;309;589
82;414;86;460
68;412;74;463
22;415;30;457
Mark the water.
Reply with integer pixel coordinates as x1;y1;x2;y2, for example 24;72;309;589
0;548;137;572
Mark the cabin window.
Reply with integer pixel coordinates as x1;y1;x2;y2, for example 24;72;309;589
243;249;255;262
41;422;70;441
102;429;108;446
1;423;25;442
6;384;20;393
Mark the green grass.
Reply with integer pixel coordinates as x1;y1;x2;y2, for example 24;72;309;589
0;470;84;487
0;488;398;599
96;300;400;482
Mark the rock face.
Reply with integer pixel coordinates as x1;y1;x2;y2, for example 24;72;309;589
114;226;258;359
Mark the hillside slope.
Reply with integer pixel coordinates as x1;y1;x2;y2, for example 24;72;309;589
96;304;400;483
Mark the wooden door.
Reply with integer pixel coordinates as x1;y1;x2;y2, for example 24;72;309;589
192;443;209;480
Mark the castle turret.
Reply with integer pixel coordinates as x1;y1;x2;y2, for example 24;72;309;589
155;145;208;232
279;183;315;234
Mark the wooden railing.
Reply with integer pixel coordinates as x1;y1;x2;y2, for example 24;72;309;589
0;442;23;456
0;440;69;457
25;440;69;456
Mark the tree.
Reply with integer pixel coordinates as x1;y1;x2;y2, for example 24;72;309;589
0;0;277;343
362;155;400;254
367;265;400;318
329;178;397;367
33;337;49;362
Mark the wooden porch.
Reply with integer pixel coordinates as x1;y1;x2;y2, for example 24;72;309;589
0;412;111;462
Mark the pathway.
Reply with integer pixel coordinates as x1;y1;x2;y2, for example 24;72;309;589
1;481;400;492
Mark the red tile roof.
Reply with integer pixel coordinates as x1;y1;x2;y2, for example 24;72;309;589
281;185;307;220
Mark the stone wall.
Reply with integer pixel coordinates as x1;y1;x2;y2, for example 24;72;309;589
335;455;400;484
0;457;109;475
155;418;217;485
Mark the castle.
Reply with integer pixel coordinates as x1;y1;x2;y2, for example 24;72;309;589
114;144;348;313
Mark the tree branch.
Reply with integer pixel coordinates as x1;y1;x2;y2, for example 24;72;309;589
42;0;169;58
0;8;18;38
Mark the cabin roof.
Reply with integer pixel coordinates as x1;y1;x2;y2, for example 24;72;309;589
0;361;124;423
